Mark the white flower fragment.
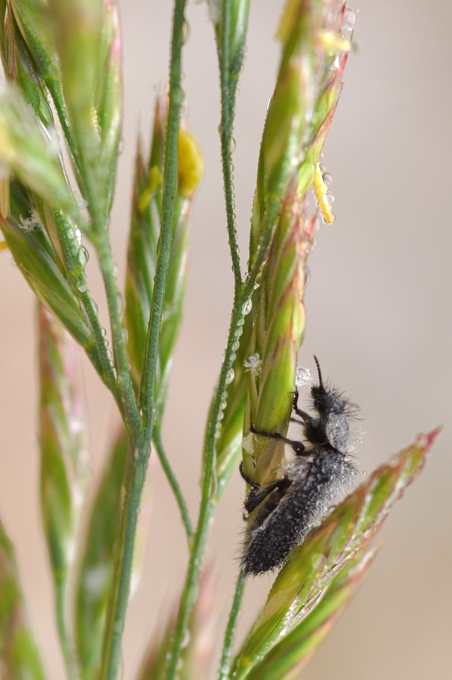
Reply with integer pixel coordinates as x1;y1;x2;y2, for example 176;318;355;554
243;353;262;376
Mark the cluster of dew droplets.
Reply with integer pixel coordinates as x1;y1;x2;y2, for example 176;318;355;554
66;222;92;296
295;365;313;388
319;162;336;225
312;151;336;226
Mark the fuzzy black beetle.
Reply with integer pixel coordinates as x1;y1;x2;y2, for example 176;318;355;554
241;356;359;576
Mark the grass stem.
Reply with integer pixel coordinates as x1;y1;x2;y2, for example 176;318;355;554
218;568;246;680
153;427;193;545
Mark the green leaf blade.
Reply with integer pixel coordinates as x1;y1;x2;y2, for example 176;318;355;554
74;429;128;680
0;519;47;680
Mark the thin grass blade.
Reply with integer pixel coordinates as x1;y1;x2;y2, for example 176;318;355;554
74;428;128;680
38;304;89;679
0;518;47;680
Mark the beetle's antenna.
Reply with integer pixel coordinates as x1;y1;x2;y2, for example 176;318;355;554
313;355;324;388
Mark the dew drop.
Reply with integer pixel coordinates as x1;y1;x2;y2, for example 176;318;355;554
226;368;235;385
90;297;99;315
331;55;341;72
122;327;128;344
173;86;185;105
230;137;236;153
80;245;90;264
304;266;311;287
232;341;240;351
322;212;336;225
319;163;326;172
295;366;312;387
182;19;191;44
322;172;333;185
101;327;108;337
361;471;367;477
324;191;334;205
116;292;124;315
76;279;88;293
67;227;76;240
243;298;252;315
341;7;356;30
112;263;119;278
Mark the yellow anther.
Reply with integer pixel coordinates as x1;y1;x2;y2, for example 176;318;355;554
0;176;9;219
138;166;163;212
319;30;351;53
313;162;334;224
276;0;299;43
149;165;163;193
178;129;203;198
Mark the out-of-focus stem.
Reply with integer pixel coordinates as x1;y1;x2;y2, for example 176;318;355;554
218;568;246;680
153;427;193;545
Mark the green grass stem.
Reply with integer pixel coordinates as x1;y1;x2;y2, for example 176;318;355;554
218;568;247;680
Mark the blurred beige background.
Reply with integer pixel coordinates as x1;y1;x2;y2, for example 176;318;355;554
0;1;451;679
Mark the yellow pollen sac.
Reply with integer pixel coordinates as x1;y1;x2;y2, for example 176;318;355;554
138;165;163;212
313;162;335;224
149;165;163;193
276;0;299;43
0;177;9;219
178;129;203;198
318;30;351;53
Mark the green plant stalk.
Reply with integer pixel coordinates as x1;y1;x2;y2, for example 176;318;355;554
139;0;186;434
218;568;246;680
78;287;118;396
99;431;142;680
42;208;119;400
242;196;283;298
99;2;186;679
153;427;193;544
164;300;246;680
95;233;142;436
219;0;242;293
